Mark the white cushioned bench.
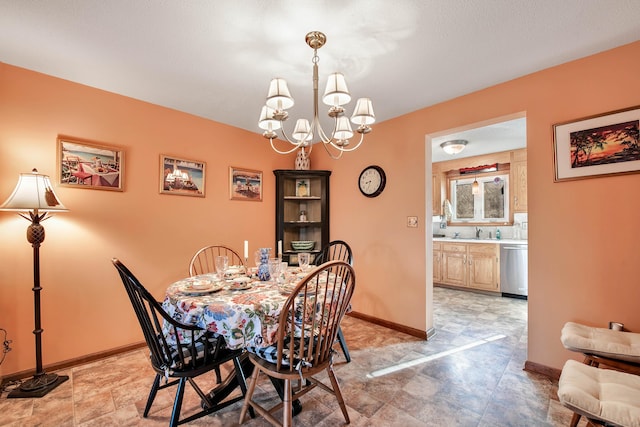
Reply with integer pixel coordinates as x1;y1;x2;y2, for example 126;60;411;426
561;321;640;366
558;359;640;427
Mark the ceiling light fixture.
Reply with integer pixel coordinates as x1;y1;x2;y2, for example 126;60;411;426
258;31;376;159
440;139;468;155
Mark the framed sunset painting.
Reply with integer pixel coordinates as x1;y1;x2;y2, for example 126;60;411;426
553;105;640;182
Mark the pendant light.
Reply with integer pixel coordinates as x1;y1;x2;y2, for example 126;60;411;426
472;174;480;195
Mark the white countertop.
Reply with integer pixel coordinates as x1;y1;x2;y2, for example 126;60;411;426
433;237;527;245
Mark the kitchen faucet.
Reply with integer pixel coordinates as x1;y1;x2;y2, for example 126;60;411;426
475;227;482;239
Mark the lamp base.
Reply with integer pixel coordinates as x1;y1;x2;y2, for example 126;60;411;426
7;373;69;398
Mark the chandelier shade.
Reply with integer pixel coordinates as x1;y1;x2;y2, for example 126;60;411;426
440;139;468;155
351;98;376;126
334;116;354;141
322;73;351;106
266;78;294;111
259;31;375;158
258;106;282;132
292;119;313;142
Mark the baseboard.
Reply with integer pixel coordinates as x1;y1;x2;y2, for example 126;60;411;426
1;341;146;385
524;360;561;381
1;316;434;384
347;311;428;340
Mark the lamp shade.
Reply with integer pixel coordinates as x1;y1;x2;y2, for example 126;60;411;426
258;106;282;131
350;98;376;125
266;78;294;110
0;169;68;212
334;116;354;141
440;139;468;155
292;119;313;143
322;72;351;106
472;178;480;195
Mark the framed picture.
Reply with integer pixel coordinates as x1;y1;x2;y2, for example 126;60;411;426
57;135;124;191
295;179;310;197
229;167;262;201
160;155;205;197
553;105;640;182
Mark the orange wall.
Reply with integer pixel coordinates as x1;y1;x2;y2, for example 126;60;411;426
313;40;640;370
0;63;292;376
2;40;639;378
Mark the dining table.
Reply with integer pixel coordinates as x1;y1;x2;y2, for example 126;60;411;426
161;265;314;413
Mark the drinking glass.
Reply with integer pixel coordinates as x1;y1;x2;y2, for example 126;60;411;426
268;257;281;282
298;252;311;271
278;261;288;284
215;255;229;280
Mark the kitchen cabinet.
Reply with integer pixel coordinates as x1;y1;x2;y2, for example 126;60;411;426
436;242;500;292
467;243;500;291
274;169;331;265
433;241;442;283
440;242;467;287
511;149;527;213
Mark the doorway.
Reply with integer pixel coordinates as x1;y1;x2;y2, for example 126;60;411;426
426;113;528;329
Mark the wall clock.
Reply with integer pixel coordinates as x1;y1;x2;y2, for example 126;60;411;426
358;165;386;197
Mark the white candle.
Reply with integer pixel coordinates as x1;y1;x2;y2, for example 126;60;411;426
278;240;282;257
244;240;249;259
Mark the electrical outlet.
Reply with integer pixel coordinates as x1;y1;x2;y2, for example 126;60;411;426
407;216;418;228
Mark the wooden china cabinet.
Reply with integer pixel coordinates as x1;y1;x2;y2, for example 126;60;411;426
274;170;331;265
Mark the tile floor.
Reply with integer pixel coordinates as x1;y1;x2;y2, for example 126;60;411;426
0;287;583;426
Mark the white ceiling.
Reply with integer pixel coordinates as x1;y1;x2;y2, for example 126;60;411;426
431;117;527;163
1;1;639;159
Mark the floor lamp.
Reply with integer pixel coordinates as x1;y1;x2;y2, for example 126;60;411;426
0;169;69;398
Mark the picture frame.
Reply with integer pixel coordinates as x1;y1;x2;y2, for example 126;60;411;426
160;155;205;197
553;105;640;182
57;135;124;191
229;167;262;201
295;179;310;197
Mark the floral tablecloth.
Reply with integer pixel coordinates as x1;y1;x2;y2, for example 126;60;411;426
162;271;309;350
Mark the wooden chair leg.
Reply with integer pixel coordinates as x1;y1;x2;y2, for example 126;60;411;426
327;366;350;423
283;379;292;427
569;412;581;427
239;366;260;424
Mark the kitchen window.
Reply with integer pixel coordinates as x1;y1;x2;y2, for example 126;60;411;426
448;173;509;224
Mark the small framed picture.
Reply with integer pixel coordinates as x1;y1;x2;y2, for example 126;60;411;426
160;155;205;197
229;167;263;201
553;105;640;182
295;179;310;197
57;135;124;191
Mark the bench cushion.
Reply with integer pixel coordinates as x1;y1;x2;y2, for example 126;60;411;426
561;321;640;363
558;359;640;427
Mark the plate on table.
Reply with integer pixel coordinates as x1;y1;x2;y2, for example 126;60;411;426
227;276;252;291
226;266;243;275
278;283;316;296
179;280;224;295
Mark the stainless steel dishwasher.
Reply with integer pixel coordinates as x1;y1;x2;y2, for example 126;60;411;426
500;243;528;299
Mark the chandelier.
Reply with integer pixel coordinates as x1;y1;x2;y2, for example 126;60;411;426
258;31;376;159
